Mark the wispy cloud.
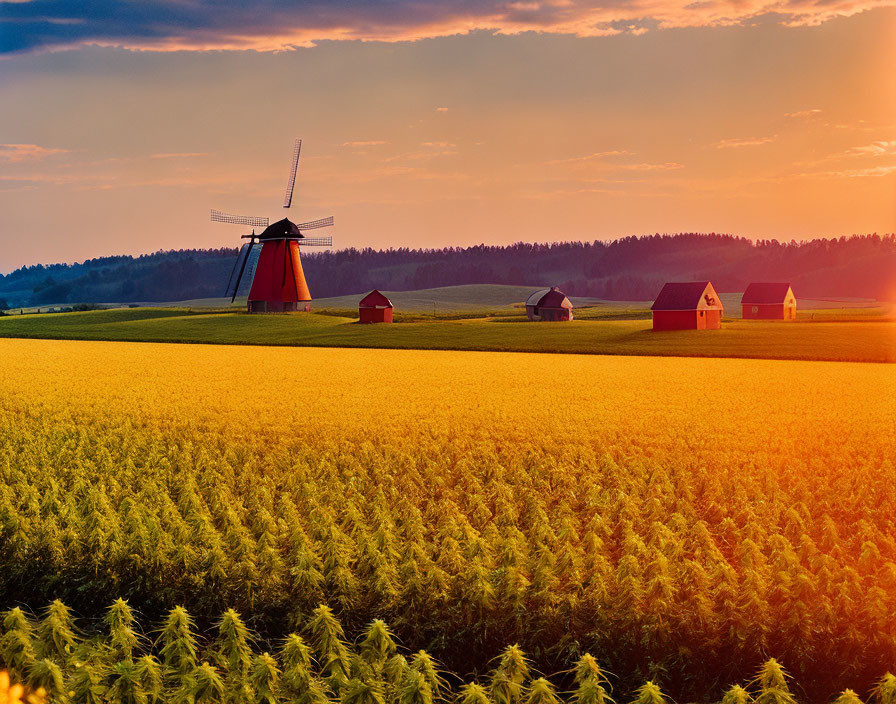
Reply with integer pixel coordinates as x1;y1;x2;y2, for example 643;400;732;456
797;164;896;179
618;162;684;171
149;152;211;159
526;184;676;199
325;164;466;184
545;150;681;172
0;162;274;192
846;140;896;157
713;136;777;149
0;144;70;162
342;140;387;147
784;109;823;119
384;148;459;163
546;150;633;165
6;1;890;55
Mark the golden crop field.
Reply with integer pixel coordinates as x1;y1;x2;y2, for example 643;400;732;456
1;338;895;703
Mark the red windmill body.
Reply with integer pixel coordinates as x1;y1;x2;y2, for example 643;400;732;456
211;139;334;312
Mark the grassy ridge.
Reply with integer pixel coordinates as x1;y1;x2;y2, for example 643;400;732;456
127;284;620;314
310;284;624;312
151;285;885;318
0;307;894;362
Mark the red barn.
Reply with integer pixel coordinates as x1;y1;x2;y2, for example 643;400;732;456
741;283;796;320
526;287;573;321
359;290;393;323
651;281;723;331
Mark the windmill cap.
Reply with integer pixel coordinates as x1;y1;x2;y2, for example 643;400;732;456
259;218;303;239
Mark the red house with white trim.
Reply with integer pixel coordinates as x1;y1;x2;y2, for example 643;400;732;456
359;290;393;323
651;281;723;331
741;283;796;320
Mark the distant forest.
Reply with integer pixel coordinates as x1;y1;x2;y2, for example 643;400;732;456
1;233;895;308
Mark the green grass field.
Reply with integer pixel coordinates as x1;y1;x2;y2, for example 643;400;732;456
1;306;893;362
311;284;630;312
137;284;647;317
17;283;887;320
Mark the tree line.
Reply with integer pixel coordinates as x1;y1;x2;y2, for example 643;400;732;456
0;234;893;307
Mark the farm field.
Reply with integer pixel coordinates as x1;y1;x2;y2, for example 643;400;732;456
60;284;633;315
135;285;638;313
1;338;896;703
310;284;632;314
15;283;885;319
142;284;887;318
1;307;894;362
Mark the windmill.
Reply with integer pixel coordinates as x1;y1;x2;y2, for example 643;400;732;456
212;139;334;312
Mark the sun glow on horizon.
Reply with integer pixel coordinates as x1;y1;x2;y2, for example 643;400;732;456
0;7;894;270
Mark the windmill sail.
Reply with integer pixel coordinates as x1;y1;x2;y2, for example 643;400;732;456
224;243;252;298
211;210;269;227
295;236;332;247
234;245;262;300
296;216;334;230
283;139;302;208
224;243;249;298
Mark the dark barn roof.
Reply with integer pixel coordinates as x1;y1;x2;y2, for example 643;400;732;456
652;281;723;311
742;282;793;304
259;218;304;239
526;287;573;309
359;289;393;308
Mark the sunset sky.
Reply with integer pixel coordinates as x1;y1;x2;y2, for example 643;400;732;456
1;1;895;272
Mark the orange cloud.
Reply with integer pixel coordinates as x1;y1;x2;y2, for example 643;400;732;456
799;164;896;178
846;140;896;156
9;0;895;55
619;162;684;171
547;150;634;165
545;151;682;172
149;152;211;159
714;136;777;148
784;109;823;119
384;149;459;163
0;144;69;162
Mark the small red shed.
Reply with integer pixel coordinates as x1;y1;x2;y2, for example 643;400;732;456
741;283;796;320
359;289;393;323
525;287;574;321
651;281;723;331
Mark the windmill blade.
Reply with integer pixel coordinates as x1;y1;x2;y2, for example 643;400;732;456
296;215;334;230
228;242;260;303
283;138;302;208
224;243;251;298
211;209;269;227
236;245;262;299
296;236;332;247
